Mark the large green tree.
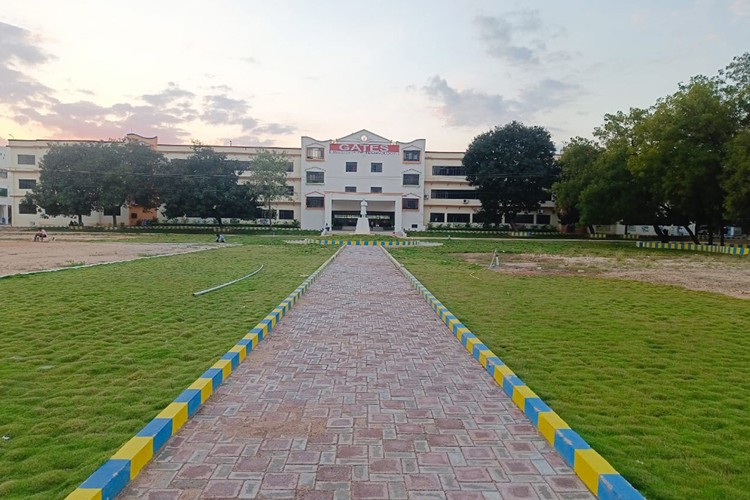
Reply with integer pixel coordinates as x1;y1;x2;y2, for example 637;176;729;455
27;140;167;226
159;145;259;226
553;137;602;229
247;150;292;230
463;121;557;228
630;77;736;243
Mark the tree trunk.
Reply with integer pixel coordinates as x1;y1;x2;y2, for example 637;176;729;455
78;214;83;226
267;201;273;232
112;214;117;227
720;225;725;247
708;227;714;245
624;224;629;236
684;225;699;244
653;225;669;243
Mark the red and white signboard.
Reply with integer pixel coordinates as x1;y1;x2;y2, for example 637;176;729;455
330;143;399;154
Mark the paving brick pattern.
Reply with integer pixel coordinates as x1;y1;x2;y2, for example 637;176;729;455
122;246;593;499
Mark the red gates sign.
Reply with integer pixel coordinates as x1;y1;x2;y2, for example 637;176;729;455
330;143;399;154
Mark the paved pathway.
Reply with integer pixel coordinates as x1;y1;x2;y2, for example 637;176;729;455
123;246;592;499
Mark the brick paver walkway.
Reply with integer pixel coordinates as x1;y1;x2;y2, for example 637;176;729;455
123;246;592;499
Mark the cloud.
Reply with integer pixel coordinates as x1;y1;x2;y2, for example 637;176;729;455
0;22;51;66
0;22;296;144
422;75;583;127
255;123;297;135
731;0;750;15
473;11;569;66
423;76;516;127
0;22;56;109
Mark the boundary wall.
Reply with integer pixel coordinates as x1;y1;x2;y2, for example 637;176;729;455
380;246;645;500
65;246;344;500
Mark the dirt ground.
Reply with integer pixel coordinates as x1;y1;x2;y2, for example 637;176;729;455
0;230;220;277
461;252;750;299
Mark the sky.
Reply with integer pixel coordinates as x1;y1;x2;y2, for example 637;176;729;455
1;0;748;151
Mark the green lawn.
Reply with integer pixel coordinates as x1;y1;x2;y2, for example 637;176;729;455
392;240;750;499
0;239;335;499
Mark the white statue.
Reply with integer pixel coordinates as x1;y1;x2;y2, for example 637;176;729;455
360;199;368;217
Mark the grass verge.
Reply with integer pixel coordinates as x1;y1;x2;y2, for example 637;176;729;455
392;240;750;499
0;240;335;499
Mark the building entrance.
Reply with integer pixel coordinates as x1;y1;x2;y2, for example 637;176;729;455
331;211;394;231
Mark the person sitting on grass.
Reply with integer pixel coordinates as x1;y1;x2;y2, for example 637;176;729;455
33;228;48;242
215;233;225;243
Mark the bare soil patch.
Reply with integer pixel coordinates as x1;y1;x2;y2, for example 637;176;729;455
0;231;220;277
460;252;750;299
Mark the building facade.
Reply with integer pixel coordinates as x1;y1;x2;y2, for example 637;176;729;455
0;147;9;225
5;129;557;230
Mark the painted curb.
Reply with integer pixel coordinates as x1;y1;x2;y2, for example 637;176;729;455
637;240;748;256
310;239;419;246
380;246;645;500
65;245;345;500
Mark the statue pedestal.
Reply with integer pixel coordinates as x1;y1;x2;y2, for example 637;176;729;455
354;216;371;234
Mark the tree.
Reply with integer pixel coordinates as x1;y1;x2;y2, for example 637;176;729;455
27;140;168;226
553;137;602;229
630;77;736;243
26;143;106;225
247;150;292;231
159;145;260;226
463;121;557;229
723;130;750;225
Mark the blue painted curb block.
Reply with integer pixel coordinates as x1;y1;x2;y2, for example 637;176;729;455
66;246;345;500
637;240;748;256
311;239;419;246
379;246;644;500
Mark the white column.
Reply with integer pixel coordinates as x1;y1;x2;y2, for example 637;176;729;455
394;199;403;234
325;197;332;228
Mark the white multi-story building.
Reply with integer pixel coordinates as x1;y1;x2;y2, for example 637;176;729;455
5;129;558;230
0;147;10;225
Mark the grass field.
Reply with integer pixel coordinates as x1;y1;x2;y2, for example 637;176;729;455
0;238;335;499
391;240;750;499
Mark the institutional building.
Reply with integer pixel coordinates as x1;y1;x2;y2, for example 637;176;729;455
3;130;557;231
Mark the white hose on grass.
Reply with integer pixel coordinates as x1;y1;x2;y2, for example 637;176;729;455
192;264;264;296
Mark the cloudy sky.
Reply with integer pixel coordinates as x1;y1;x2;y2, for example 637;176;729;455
1;0;748;150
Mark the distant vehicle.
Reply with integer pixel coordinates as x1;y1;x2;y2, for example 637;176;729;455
725;226;742;237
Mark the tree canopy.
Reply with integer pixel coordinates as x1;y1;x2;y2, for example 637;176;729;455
553;52;750;243
158;145;260;225
462;121;557;228
26;140;166;225
246;150;292;229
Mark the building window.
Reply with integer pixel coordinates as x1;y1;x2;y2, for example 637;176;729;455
403;173;420;186
131;213;138;219
0;169;8;178
345;186;357;193
515;214;535;224
284;185;294;196
306;196;324;208
18;179;37;190
536;214;551;225
279;210;294;220
403;150;420;162
18;154;36;165
306;171;325;184
285;162;294;173
370;187;382;193
306;147;324;160
0;187;7;197
370;162;383;173
432;166;466;176
447;213;470;223
429;213;445;223
346;162;358;172
19;200;37;214
402;198;419;210
430;189;478;199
